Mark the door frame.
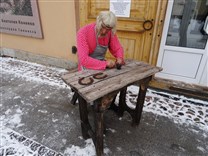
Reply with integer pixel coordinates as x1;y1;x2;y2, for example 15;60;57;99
156;0;208;84
76;0;168;65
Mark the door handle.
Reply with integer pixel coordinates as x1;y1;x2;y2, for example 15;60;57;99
143;20;153;31
137;20;154;33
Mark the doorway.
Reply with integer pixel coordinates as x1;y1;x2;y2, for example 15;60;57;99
78;0;167;64
157;0;208;85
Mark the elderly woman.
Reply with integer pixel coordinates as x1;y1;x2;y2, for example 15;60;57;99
77;11;124;70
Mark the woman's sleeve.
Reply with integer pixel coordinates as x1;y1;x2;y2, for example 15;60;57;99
108;33;124;59
77;30;107;70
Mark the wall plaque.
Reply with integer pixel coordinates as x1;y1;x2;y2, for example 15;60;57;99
0;0;43;38
110;0;131;18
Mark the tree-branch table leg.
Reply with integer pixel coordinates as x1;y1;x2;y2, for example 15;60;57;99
92;93;117;156
116;76;153;126
93;99;104;156
78;91;122;156
108;96;118;112
133;76;152;125
71;92;78;105
78;95;90;139
118;87;127;117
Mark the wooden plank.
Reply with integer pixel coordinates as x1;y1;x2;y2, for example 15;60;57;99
80;66;156;95
61;60;162;102
62;60;146;87
84;68;160;102
149;0;168;65
62;69;98;82
62;59;138;81
80;67;162;102
70;63;152;90
62;59;136;80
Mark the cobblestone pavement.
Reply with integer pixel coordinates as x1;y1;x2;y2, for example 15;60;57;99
125;86;208;131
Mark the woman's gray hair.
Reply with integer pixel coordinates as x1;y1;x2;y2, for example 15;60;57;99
96;11;117;36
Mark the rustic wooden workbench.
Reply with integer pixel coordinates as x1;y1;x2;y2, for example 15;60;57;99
62;59;162;156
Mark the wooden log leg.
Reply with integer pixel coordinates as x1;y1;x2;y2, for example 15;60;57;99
133;76;152;125
93;100;104;156
71;92;78;105
108;96;118;112
95;111;104;156
78;95;90;139
118;87;127;117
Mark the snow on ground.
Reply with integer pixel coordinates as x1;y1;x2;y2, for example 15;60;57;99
1;126;63;156
124;85;208;132
64;139;110;156
0;57;68;88
1;57;208;155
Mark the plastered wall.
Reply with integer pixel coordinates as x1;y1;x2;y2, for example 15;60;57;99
0;0;78;68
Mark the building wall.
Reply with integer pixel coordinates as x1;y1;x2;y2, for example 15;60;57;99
0;0;78;69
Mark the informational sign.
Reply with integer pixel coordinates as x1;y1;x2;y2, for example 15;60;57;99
0;0;43;38
110;0;131;18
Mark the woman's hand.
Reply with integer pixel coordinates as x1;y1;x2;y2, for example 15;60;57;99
106;60;115;68
116;58;125;65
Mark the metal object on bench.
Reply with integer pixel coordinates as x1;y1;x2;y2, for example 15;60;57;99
78;77;94;85
116;63;122;70
92;72;107;79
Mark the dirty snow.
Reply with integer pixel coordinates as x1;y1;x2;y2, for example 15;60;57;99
122;85;208;132
1;126;63;156
0;57;68;88
1;57;208;155
64;139;106;156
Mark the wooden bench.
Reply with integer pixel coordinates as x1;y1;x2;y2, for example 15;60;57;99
62;59;162;156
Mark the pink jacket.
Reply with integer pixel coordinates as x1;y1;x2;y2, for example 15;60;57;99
77;23;124;70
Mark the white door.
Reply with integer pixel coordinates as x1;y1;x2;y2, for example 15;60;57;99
157;0;208;86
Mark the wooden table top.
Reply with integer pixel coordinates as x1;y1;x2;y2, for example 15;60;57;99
62;59;162;103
